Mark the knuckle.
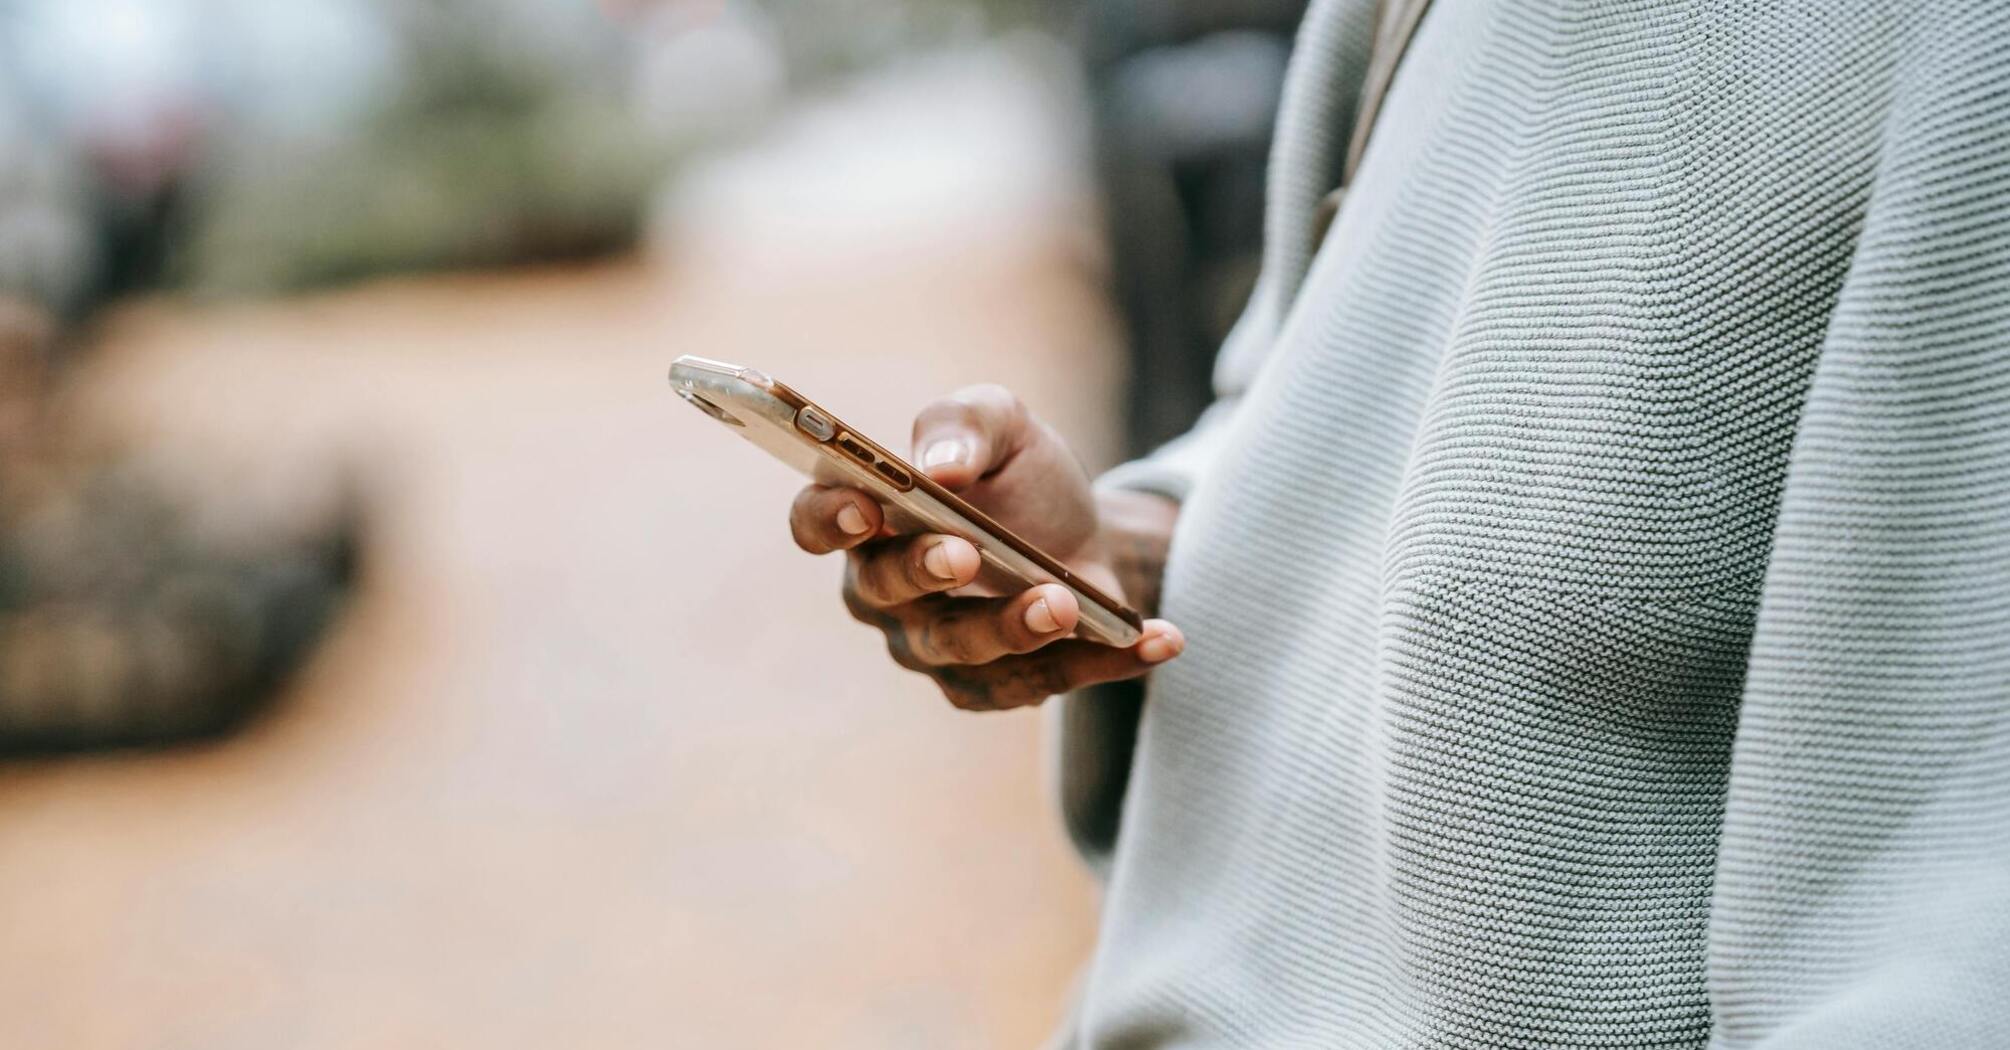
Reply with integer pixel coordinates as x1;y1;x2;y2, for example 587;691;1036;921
920;616;975;666
941;683;990;712
907;620;941;665
846;555;910;623
882;632;925;672
917;384;1022;446
841;576;874;623
788;494;828;551
1006;659;1069;706
907;619;940;665
801;519;841;554
852;562;885;605
958;383;1019;415
914;395;975;431
1029;417;1067;456
935;669;992;711
857;551;902;605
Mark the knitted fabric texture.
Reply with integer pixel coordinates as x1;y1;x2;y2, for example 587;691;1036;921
1054;0;2010;1046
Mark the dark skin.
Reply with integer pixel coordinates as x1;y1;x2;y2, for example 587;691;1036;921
788;384;1184;711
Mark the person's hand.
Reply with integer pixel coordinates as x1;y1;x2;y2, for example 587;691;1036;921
788;385;1183;711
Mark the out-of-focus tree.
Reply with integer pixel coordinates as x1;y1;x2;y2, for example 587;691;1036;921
181;0;663;292
1;0;1062;298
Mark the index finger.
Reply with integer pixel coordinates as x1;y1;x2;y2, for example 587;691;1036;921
789;484;882;555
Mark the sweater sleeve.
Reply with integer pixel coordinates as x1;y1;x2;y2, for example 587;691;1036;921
1706;7;2010;1044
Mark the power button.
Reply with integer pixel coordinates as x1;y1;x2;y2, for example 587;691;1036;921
794;405;837;442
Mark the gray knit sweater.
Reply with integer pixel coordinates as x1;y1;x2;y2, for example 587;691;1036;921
1053;0;2010;1046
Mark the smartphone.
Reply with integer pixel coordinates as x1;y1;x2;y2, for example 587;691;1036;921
669;356;1143;648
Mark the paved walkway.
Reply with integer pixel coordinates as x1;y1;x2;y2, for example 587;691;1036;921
0;176;1121;1048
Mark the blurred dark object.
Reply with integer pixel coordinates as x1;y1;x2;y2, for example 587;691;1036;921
1082;0;1306;454
1072;0;1305;831
1;0;226;307
0;3;362;753
0;298;355;755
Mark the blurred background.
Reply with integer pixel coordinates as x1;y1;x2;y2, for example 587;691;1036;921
0;0;1302;1045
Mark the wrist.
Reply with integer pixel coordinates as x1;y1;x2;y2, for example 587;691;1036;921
1092;488;1180;619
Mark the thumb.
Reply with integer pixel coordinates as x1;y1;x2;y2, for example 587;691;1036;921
910;383;1029;490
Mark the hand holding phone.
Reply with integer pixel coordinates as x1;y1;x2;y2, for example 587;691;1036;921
671;357;1184;711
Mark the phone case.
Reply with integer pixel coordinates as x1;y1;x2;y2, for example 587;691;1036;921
669;356;1144;647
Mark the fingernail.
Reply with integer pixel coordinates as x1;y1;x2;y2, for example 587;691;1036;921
1024;597;1059;634
921;440;970;470
836;503;869;536
1138;627;1184;664
923;541;957;580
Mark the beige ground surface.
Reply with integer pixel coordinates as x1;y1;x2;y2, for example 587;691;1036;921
0;197;1123;1047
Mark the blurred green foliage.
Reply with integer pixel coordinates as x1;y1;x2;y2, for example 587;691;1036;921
766;0;1048;83
175;0;1056;295
180;0;657;293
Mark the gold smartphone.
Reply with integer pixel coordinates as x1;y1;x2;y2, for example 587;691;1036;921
669;356;1143;647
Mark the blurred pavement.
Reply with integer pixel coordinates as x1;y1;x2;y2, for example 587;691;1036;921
0;46;1121;1050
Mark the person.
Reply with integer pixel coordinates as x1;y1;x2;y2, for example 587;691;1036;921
0;73;353;754
788;0;2010;1045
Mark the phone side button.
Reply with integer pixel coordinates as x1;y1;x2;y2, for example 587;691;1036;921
873;460;914;490
795;406;837;442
